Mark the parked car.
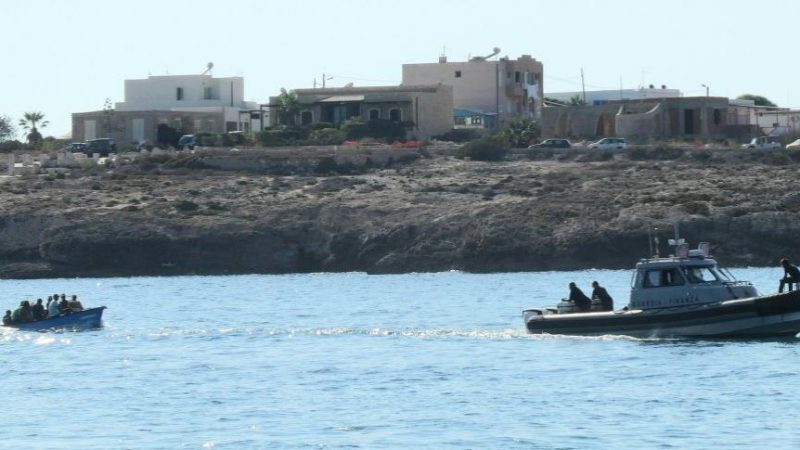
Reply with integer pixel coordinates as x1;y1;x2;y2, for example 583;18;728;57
62;142;87;153
588;137;627;150
85;138;117;156
741;136;782;149
178;134;196;150
529;138;572;149
784;138;800;149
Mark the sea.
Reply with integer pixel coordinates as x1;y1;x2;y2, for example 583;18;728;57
1;267;798;449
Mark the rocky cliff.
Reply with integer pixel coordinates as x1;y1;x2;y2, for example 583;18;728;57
2;147;800;279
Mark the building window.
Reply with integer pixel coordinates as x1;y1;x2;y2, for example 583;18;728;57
389;108;401;122
506;71;512;79
301;110;313;125
455;117;466;125
713;109;722;125
515;71;521;83
470;116;483;125
455;70;462;78
176;87;184;101
369;109;380;121
204;86;213;100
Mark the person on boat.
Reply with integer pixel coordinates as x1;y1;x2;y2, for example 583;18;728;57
3;310;12;326
14;301;35;323
48;295;61;318
58;295;71;315
568;282;592;312
591;281;614;311
779;258;800;293
32;299;46;320
68;295;84;312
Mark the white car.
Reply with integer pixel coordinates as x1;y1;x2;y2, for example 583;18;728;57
741;136;782;149
786;139;800;149
588;137;628;150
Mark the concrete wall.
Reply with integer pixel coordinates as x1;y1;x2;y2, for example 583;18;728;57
542;97;736;141
546;88;682;104
72;110;226;145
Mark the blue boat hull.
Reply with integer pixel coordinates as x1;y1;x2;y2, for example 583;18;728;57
4;307;106;331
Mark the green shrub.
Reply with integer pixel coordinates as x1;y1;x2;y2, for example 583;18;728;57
433;129;481;143
455;135;510;161
342;119;408;141
257;127;310;147
307;128;346;145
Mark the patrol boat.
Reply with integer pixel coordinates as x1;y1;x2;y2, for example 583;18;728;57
523;242;800;338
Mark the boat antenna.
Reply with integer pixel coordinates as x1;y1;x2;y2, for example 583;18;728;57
653;227;660;258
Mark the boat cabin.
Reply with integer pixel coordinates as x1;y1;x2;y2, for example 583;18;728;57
629;245;757;310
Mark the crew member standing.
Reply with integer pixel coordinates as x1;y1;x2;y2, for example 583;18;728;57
779;257;800;293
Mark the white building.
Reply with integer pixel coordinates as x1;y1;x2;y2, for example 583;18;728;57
115;74;260;130
545;87;682;105
73;73;263;145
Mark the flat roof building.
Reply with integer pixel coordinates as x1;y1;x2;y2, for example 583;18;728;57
402;52;543;127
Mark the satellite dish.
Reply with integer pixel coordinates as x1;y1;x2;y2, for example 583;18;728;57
344;82;354;88
202;62;214;75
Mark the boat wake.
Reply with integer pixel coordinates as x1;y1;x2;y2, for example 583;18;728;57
102;326;651;342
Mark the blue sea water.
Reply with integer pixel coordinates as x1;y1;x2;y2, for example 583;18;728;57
1;267;799;449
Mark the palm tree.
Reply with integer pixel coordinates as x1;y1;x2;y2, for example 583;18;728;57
277;89;300;126
504;118;541;148
18;111;49;145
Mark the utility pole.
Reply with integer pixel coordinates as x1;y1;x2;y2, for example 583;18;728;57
323;73;328;88
580;68;586;104
702;84;709;97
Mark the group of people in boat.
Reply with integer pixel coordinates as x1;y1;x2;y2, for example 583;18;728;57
2;294;84;326
567;281;614;312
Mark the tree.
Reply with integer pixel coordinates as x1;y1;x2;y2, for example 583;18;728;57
737;94;776;107
0;115;15;142
568;95;586;106
504;118;541;148
18;111;49;146
277;89;301;126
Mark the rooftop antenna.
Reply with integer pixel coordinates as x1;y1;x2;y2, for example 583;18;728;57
202;62;214;76
470;47;501;62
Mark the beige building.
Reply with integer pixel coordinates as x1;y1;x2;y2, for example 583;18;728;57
402;53;543;127
268;84;454;139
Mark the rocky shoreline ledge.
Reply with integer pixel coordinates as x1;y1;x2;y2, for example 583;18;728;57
2;146;800;279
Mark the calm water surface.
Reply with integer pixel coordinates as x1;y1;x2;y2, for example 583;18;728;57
1;268;799;449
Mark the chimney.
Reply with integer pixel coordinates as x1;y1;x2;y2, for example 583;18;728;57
438;56;447;63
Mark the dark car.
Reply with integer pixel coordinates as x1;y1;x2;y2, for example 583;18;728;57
85;138;117;156
530;138;572;149
178;134;196;150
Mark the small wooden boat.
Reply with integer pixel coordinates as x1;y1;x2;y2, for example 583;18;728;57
3;307;107;331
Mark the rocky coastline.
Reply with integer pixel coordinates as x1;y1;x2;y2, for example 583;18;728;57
2;146;800;279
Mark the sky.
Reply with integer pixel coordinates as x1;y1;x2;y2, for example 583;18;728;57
3;0;800;138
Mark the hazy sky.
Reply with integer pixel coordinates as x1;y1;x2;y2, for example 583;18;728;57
3;0;799;138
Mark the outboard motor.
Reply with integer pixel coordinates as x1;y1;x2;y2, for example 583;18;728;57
557;299;578;314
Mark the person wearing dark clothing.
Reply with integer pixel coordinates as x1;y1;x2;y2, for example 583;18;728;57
19;301;34;323
58;296;71;315
2;310;12;326
32;299;46;321
568;282;592;312
591;281;614;311
779;258;800;293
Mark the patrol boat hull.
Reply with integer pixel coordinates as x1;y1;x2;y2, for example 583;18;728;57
524;291;800;338
3;307;106;331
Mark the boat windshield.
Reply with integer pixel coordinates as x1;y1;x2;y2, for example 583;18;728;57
682;266;724;283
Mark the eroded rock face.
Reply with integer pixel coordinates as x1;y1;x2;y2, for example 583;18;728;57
2;151;800;279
